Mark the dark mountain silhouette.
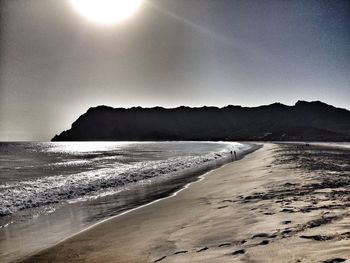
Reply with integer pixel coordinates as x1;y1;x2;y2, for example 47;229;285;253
52;101;350;141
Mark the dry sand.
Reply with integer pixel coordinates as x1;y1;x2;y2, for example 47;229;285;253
20;143;350;263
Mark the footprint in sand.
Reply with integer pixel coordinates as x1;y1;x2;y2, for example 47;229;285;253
299;235;332;241
197;247;208;252
323;258;346;263
259;240;270;245
174;250;188;255
153;250;189;262
154;256;166;262
281;208;295;213
281;229;292;235
222;199;235;203
218;242;231;247
232;249;246;255
251;233;270;238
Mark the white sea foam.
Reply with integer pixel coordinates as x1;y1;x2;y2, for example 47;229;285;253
0;142;249;216
48;160;91;167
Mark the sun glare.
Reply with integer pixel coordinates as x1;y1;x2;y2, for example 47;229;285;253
70;0;143;25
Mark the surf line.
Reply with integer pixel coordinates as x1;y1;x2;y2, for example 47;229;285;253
31;145;258;254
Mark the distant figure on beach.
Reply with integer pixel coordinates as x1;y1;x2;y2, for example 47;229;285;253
230;150;237;161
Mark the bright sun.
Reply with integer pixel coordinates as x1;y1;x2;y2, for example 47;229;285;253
70;0;143;25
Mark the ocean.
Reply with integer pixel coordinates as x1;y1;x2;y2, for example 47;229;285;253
0;141;252;262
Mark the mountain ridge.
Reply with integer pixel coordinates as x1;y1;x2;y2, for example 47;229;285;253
52;101;350;141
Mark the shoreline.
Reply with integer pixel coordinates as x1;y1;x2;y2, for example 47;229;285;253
66;142;259;238
18;143;350;262
2;143;258;263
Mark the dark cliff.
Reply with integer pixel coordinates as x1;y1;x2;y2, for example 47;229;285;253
52;101;350;141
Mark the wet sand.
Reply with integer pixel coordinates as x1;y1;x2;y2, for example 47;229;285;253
20;143;350;263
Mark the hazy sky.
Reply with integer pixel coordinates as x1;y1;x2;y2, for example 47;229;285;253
1;0;349;141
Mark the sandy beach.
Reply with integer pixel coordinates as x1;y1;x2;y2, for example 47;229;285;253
20;143;350;263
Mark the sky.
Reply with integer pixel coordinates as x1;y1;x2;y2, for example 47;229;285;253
1;0;349;141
